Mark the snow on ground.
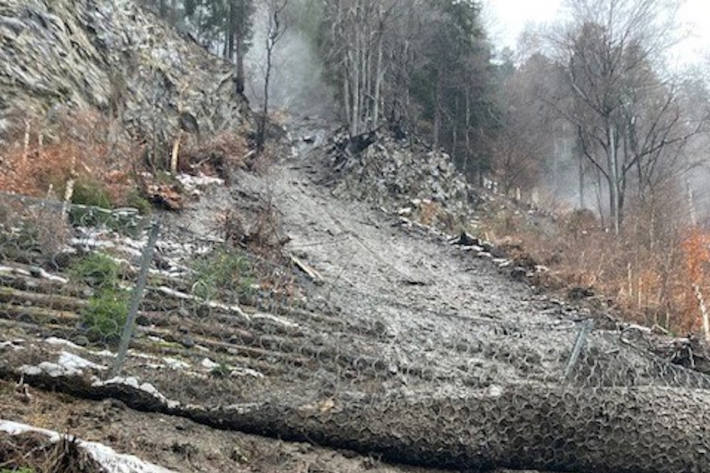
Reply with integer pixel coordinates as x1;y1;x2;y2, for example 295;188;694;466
0;419;177;473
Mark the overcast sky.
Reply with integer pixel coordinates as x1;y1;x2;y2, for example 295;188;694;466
482;0;710;65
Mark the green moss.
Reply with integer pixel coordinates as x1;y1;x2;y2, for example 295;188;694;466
1;467;35;473
191;248;255;301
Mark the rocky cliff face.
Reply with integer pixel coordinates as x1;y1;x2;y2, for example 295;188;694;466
0;0;251;144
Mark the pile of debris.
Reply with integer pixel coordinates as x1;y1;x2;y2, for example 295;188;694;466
325;130;478;228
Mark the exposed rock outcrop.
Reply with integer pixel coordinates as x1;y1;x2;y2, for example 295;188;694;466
0;0;252;144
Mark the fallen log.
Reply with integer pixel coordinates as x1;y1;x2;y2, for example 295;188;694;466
5;366;709;473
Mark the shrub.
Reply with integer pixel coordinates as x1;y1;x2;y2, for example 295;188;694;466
125;189;152;215
71;178;113;209
210;362;231;378
179;128;251;178
69;253;121;289
191;248;254;301
81;288;129;342
0;206;70;263
0;107;141;201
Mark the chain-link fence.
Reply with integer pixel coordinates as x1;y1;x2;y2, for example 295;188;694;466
2;190;710;472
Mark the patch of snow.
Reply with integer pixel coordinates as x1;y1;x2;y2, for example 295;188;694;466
163;357;191;370
71;237;116;250
201;359;263;378
20;352;105;378
254;312;299;329
36;267;69;283
0;264;31;276
156;286;252;321
58;351;106;371
93;377;180;410
200;358;219;370
0;340;24;351
177;173;225;193
230;367;264;379
127;350;161;360
93;349;117;358
21;361;81;377
45;337;82;350
0;420;176;473
0;264;67;283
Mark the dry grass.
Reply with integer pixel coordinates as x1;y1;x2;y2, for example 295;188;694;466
178;127;252;180
0;432;102;473
0;108;141;204
0;199;71;264
480;197;706;335
215;200;301;304
218;200;289;258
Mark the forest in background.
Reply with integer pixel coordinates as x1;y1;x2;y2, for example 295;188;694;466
66;0;710;335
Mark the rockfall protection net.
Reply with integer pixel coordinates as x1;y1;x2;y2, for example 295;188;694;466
1;191;709;473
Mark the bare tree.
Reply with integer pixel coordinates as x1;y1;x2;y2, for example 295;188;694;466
550;0;707;232
321;0;400;137
256;0;288;154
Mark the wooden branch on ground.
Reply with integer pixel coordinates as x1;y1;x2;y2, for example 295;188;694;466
290;255;324;285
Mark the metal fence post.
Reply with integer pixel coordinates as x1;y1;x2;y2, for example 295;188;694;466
110;218;161;377
564;319;595;381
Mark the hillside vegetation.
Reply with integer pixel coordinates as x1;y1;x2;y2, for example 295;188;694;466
2;1;710;473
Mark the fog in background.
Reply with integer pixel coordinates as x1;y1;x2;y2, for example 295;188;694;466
244;2;338;121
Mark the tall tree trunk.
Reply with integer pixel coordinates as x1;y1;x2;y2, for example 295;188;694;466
464;88;472;180
433;68;442;150
343;69;352;131
350;49;360;136
236;34;245;94
452;110;459;167
373;31;384;129
608;123;621;234
228;1;236;61
578;156;585;209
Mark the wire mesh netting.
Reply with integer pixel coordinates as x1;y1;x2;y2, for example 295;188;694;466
2;190;710;472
